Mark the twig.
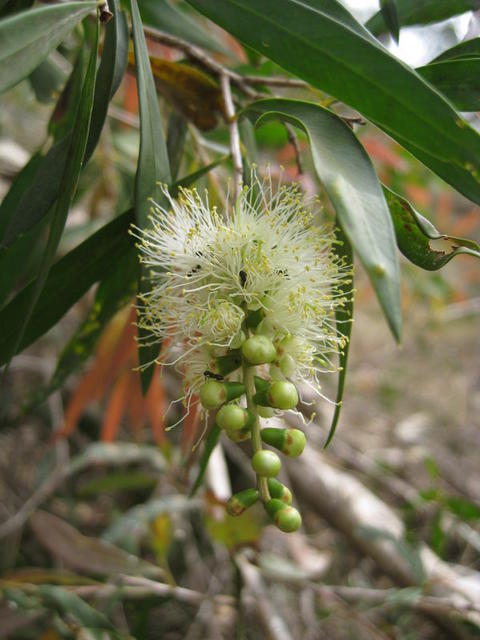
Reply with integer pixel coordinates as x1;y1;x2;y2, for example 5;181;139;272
284;123;303;174
143;26;257;98
221;73;243;203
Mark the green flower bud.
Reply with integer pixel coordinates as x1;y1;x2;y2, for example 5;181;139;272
217;404;253;431
199;380;225;409
251;450;281;477
279;353;296;377
268;381;298;410
257;405;275;418
261;427;306;457
242;335;276;365
226;488;259;516
199;380;245;409
226;427;251;442
254;381;299;410
267;478;292;505
216;352;242;376
265;498;287;518
274;506;302;533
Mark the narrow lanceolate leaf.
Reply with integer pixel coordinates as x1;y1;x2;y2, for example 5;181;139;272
0;1;127;252
131;0;171;393
29;248;138;407
3;20;99;369
0;0;97;94
417;59;480;112
0;210;133;367
186;0;480;206
366;0;479;36
324;226;354;448
85;0;129;159
384;187;480;270
380;0;400;43
245;99;401;340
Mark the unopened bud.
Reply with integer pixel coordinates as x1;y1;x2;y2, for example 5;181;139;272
226;488;259;516
251;450;281;477
261;427;306;457
242;335;276;365
217;404;253;431
267;478;292;505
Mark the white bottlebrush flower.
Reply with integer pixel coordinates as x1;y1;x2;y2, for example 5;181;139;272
132;168;352;410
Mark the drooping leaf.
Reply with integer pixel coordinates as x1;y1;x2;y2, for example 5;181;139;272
324;226;354;448
0;211;133;366
4;20;100;368
0;2;127;251
417;58;480;112
0;0;97;94
138;0;230;55
130;0;171;393
85;0;129;159
366;0;479;35
35;585;113;630
384;187;480;270
244;98;401;340
380;0;400;43
186;0;480;205
190;423;221;496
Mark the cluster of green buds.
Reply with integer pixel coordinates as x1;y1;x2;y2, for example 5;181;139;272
198;328;307;533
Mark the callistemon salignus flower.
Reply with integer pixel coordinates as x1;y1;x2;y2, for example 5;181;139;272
133;169;352;531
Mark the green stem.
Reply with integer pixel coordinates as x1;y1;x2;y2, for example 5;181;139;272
242;359;270;503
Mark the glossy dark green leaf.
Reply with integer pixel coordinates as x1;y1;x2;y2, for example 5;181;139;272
380;0;400;43
4;20;100;368
0;2;127;254
417;58;480;112
324;226;353;448
190;423;221;496
366;0;479;35
0;0;97;94
187;0;480;205
131;0;171;393
138;0;230;55
432;38;480;63
384;187;480;270
244;98;401;340
85;0;128;159
0;209;132;367
29;247;138;407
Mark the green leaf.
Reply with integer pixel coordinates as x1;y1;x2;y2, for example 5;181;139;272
244;98;402;340
366;0;478;35
138;0;230;55
85;0;129;159
0;211;133;366
28;247;138;407
28;54;67;103
186;0;480;205
324;226;354;448
167;111;188;182
0;0;97;94
417;58;480;112
3;20;100;369
190;423;221;496
384;187;480;270
0;3;127;252
35;586;113;630
131;0;171;393
445;496;480;521
380;0;400;43
432;38;480;63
